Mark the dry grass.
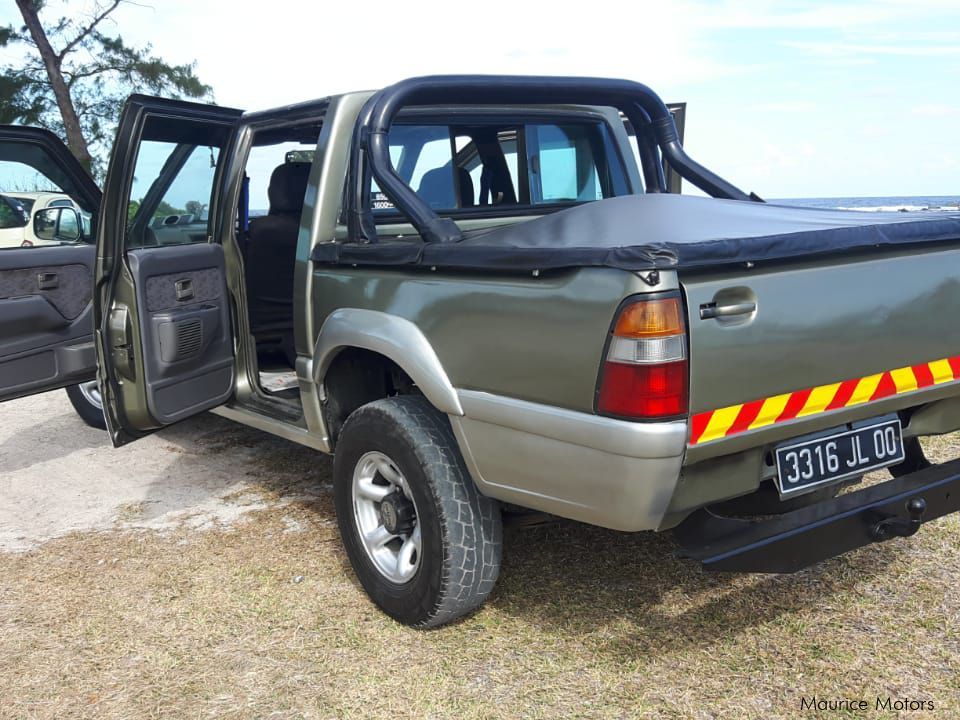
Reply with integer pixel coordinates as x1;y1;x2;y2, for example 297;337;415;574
1;436;959;719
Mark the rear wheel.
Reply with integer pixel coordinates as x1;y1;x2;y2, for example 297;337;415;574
333;395;502;628
65;381;107;430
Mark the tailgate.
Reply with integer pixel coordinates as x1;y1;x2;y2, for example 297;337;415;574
683;245;960;460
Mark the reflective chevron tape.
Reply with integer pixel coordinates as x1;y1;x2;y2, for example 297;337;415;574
690;355;960;446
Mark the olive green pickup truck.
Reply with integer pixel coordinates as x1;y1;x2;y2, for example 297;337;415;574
2;76;960;628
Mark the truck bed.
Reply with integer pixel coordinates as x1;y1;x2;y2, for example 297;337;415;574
312;194;960;273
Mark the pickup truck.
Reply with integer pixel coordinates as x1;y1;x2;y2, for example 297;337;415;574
2;76;960;628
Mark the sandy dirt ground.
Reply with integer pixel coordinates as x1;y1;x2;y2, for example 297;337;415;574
0;390;324;553
1;390;958;718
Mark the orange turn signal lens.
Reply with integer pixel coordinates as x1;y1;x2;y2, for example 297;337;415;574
613;297;684;338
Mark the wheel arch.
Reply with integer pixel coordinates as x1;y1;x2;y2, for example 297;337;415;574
313;309;463;442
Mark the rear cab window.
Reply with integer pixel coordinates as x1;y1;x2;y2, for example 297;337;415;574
369;113;630;221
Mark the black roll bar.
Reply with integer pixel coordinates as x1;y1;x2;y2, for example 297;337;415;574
360;75;750;244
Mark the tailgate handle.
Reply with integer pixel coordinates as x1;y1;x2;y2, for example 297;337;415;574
700;301;756;320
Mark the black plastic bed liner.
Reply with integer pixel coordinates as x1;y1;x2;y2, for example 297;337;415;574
312;194;960;273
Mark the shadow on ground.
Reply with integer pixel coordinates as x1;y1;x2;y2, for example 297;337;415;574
128;410;908;657
0;406;105;473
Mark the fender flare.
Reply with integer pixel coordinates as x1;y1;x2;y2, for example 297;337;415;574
313;308;463;416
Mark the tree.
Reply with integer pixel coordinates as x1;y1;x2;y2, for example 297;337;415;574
154;200;183;217
2;1;211;177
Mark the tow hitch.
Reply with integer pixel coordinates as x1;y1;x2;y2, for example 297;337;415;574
674;457;960;573
871;497;926;541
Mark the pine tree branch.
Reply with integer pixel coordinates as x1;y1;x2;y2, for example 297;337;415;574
56;0;122;62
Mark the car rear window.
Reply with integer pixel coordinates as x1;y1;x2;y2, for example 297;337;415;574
370;118;629;216
0;195;27;229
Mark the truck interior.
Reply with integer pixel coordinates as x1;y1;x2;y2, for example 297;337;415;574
236;123;320;397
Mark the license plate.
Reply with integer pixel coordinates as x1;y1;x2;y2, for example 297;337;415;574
775;418;905;496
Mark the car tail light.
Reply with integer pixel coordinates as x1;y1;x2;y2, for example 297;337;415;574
596;294;688;419
21;239;33;247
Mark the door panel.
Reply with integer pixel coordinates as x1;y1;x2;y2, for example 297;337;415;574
0;237;97;401
127;244;234;424
95;96;243;445
0;126;101;401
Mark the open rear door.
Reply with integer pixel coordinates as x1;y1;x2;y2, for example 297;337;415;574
0;126;102;402
95;96;243;446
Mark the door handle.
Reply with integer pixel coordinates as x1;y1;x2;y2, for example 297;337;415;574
699;301;756;320
174;278;194;302
36;272;59;290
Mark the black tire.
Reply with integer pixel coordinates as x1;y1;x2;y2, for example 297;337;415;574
65;383;107;430
333;395;502;628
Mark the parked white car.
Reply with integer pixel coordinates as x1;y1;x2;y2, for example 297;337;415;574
0;191;86;248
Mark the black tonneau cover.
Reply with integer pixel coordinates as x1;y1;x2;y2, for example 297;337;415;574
312;194;960;273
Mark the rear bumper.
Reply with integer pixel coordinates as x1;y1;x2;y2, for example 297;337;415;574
450;390;686;531
674;457;960;572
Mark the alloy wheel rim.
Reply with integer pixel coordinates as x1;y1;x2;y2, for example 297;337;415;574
351;451;422;584
78;380;102;409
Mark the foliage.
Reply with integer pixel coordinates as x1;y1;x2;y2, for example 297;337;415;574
1;1;211;178
154;199;184;217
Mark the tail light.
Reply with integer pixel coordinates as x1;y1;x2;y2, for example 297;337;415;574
21;239;33;247
596;293;688;420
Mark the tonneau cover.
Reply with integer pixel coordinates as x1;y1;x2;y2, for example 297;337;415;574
312;194;960;272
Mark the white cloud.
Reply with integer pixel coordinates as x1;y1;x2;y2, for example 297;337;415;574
89;0;741;110
784;41;960;58
911;104;960;117
751;101;818;113
4;0;959;197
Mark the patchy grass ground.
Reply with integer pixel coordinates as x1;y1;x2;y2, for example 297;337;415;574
1;420;958;718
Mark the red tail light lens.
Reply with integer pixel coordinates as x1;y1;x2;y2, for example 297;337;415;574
596;295;689;420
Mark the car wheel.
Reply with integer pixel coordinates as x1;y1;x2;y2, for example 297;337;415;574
333;395;502;628
65;381;107;430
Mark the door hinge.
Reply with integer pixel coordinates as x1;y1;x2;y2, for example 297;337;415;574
108;305;135;379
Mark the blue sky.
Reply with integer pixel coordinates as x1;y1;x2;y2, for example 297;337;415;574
3;0;959;199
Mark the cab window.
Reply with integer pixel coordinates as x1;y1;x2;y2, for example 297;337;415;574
530;124;603;203
370;117;627;216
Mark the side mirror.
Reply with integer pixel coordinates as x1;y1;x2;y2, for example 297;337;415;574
33;207;82;243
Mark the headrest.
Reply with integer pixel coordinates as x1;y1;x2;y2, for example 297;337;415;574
268;162;311;215
416;166;456;209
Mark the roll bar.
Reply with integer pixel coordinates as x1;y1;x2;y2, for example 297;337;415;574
359;75;750;244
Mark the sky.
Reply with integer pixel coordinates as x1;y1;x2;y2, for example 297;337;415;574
2;0;959;199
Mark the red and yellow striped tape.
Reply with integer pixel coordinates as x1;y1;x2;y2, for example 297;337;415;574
690;355;960;446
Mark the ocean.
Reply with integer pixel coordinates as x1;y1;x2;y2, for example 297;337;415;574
771;196;960;213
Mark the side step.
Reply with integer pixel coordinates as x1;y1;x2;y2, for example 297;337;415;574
673;457;960;573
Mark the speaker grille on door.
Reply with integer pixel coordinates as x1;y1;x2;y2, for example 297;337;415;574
175;318;202;359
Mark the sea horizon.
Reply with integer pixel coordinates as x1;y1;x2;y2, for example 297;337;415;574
771;195;959;212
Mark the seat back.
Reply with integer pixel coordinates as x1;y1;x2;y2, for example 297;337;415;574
246;162;310;335
416;166;475;209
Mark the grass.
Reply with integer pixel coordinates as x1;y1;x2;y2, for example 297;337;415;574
1;436;958;718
